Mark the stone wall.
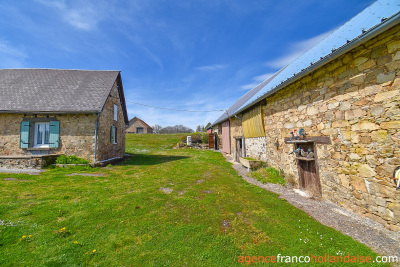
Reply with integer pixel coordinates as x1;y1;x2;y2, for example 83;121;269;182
97;81;126;161
229;116;243;159
0;113;97;162
242;23;400;229
212;124;223;150
0;155;58;169
244;137;268;162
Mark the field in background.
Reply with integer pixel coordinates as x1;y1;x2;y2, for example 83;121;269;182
0;134;384;266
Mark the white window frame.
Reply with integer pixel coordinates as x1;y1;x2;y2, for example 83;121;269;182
114;104;118;121
111;126;117;144
34;122;50;148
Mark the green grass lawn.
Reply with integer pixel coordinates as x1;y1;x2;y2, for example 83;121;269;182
249;167;286;186
0;134;387;266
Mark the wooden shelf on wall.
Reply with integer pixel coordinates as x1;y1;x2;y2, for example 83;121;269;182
284;136;331;145
286;140;314;144
295;156;315;161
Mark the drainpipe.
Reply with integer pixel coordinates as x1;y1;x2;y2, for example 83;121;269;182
94;112;101;163
234;114;246;158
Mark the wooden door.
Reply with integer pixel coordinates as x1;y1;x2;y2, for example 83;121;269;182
296;142;321;197
222;121;230;154
214;133;219;150
235;138;242;162
208;133;214;148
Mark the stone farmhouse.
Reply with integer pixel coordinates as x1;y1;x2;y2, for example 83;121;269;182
126;116;153;134
212;0;400;230
0;69;129;168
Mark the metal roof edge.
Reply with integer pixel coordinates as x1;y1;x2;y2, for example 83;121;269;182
232;11;400;117
212;111;230;126
211;67;288;126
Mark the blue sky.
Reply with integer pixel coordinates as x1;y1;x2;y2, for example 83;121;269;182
0;0;374;130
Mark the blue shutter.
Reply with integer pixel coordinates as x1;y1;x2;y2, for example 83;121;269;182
49;121;60;148
20;121;30;148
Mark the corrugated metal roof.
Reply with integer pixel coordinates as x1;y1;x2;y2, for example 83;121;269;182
213;0;400;125
0;69;120;113
213;66;287;123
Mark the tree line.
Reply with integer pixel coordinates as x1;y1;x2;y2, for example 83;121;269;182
152;122;211;134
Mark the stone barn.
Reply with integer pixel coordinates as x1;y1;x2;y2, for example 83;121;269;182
212;0;400;230
0;69;129;168
126;117;153;134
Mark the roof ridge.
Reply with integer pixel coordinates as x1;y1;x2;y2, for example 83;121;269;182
129;116;152;128
0;68;120;72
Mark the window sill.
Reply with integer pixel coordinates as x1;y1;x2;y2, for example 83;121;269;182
27;147;52;151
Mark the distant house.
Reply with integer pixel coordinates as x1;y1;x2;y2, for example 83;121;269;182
126;117;153;134
0;69;129;168
212;1;400;230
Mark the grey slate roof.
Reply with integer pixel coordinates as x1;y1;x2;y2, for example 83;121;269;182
0;69;120;113
213;0;400;125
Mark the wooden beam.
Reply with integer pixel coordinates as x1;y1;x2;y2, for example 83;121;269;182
284;136;331;145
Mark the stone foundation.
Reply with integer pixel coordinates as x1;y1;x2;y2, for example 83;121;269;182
0;155;58;169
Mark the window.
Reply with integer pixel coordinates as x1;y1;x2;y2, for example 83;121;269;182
110;126;117;144
34;122;50;147
136;127;144;134
114;104;118;121
20;120;60;149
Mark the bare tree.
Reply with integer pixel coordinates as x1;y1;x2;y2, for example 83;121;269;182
152;124;163;134
159;125;193;134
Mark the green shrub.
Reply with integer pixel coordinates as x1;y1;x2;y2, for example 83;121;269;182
249;167;286;185
55;155;90;164
181;132;208;144
55;155;68;164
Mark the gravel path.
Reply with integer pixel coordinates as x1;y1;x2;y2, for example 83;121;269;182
0;168;42;175
223;153;400;258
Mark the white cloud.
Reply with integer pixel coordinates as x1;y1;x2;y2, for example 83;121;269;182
265;30;333;69
0;41;27;68
240;72;275;91
254;72;273;82
126;96;230;130
240;83;257;91
238;30;334;92
127;35;163;69
35;0;105;31
127;106;216;131
195;64;227;71
0;41;26;58
64;9;98;31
